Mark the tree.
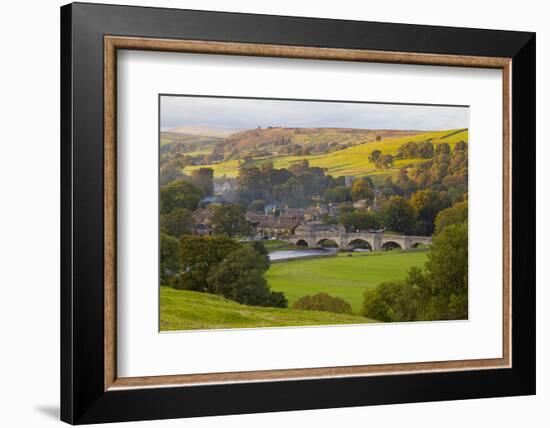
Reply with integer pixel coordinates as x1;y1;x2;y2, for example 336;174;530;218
409;189;449;234
210;204;251;237
207;247;287;307
160;162;185;185
435;201;468;234
361;223;468;322
374;154;394;169
160;179;204;214
379;196;417;234
293;293;352;314
172;235;240;291
191;168;214;196
339;211;380;232
248;200;265;213
324;185;351;203
160;233;180;283
160;208;195;238
250;240;270;270
426;222;468;298
369;149;382;163
273;177;304;207
351;177;375;202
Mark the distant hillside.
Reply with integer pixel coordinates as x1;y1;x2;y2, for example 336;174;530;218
224;127;424;152
166;125;245;138
185;128;469;180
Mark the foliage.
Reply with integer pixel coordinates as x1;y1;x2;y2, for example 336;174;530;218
351;177;375;202
409;189;450;234
339;211;380;232
273;177;305;207
160;233;181;283
171;235;240;291
160;179;204;214
160;208;195;238
210;204;251;237
248;199;266;212
435;200;468;234
399;141;434;159
293;293;353;314
324;185;352;203
426;222;468;307
207;247;287;307
361;222;468;322
369;149;382;163
190;168;214;196
250;240;270;269
374;154;394;169
379;196;417;234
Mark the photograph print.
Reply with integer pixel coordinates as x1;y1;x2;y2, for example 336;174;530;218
159;95;469;331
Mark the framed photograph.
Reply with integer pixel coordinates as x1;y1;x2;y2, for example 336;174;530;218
61;2;535;424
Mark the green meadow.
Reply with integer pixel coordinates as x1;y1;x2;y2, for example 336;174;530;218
160;287;375;331
267;250;429;313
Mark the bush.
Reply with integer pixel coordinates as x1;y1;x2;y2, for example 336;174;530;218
293;293;352;314
207;247;287;307
173;235;240;291
160;233;180;283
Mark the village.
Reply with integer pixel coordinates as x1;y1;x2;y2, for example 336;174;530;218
190;176;384;242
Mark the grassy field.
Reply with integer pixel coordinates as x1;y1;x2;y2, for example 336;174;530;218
160;287;375;331
267;250;429;313
186;129;468;179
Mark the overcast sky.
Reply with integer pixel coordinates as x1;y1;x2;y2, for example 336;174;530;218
160;95;468;131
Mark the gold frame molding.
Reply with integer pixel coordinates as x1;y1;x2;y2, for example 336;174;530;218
104;35;512;391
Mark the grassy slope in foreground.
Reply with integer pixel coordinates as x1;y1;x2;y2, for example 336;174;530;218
160;287;375;331
267;250;429;313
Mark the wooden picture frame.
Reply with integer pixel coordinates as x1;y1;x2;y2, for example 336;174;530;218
61;2;535;424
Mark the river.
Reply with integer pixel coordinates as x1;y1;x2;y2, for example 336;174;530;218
269;248;339;261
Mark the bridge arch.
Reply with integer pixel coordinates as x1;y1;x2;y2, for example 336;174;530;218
295;239;309;247
346;238;372;251
411;242;429;248
381;241;402;251
315;238;340;248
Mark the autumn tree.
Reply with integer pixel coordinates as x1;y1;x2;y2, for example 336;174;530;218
409;189;449;234
351;177;375;202
434;200;468;234
379;196;417;234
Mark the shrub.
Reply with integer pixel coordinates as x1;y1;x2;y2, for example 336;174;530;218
207;247;287;308
293;293;352;314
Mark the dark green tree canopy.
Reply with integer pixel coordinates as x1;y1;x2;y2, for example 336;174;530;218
160;207;195;238
210;204;251;237
160;179;204;214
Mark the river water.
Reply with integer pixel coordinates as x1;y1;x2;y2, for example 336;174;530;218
269;248;339;261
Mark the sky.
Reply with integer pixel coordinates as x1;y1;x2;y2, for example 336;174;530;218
160;95;469;132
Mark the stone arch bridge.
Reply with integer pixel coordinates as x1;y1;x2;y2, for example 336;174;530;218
284;231;432;251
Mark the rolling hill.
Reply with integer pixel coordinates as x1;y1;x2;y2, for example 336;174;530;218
160;287;375;331
166;125;245;138
184;128;468;180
